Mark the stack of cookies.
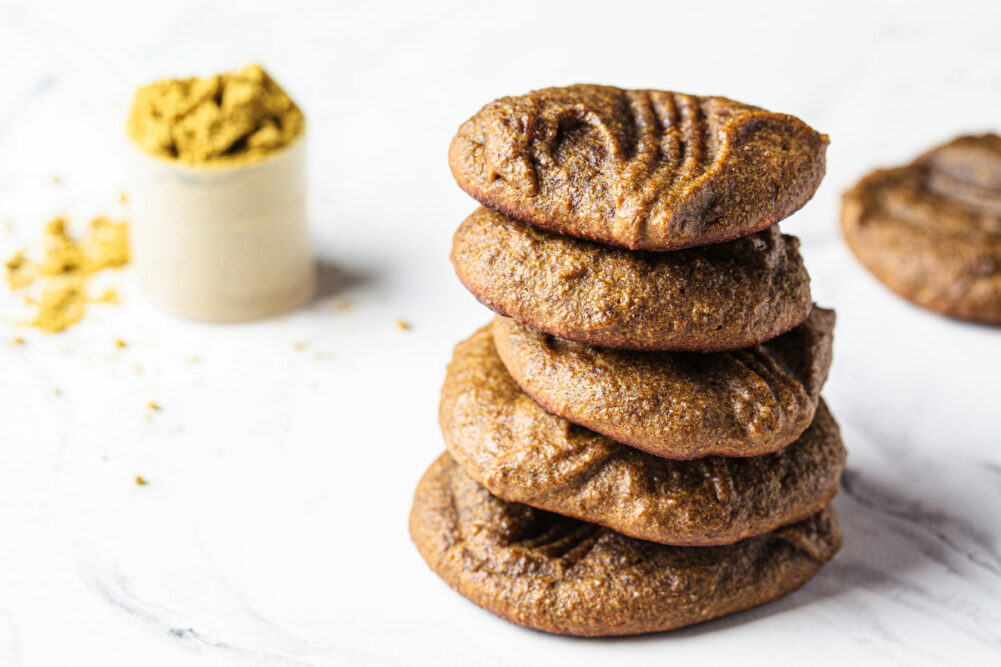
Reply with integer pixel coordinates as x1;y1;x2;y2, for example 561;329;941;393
411;85;847;636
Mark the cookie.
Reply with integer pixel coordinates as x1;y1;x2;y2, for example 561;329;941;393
440;326;846;546
410;452;841;636
492;306;835;460
842;133;1001;323
449;85;828;251
451;207;812;352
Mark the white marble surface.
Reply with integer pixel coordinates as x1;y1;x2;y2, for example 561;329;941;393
1;1;1000;665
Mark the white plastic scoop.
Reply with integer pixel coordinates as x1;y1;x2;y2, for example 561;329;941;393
128;135;314;322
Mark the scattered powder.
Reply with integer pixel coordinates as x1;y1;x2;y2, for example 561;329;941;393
51;176;61;185
29;282;86;332
4;216;129;333
188;356;200;364
119;191;128;204
293;341;308;352
147;401;162;412
395;318;412;331
53;388;62;396
127;64;304;165
134;475;148;486
114;338;127;349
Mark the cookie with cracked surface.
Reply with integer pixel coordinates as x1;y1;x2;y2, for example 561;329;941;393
410;452;841;637
449;84;828;251
492;306;835;460
842;133;1001;323
451;207;812;352
439;326;846;546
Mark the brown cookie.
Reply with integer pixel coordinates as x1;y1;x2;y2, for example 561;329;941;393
449;85;828;251
410;452;841;636
842;133;1001;323
440;326;846;546
492;306;835;460
451;207;812;352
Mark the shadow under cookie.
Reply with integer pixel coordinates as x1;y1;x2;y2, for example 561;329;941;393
409;452;842;637
440;325;847;547
492;306;835;459
451;207;813;352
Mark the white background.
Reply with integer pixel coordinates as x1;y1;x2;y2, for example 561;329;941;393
1;1;1000;665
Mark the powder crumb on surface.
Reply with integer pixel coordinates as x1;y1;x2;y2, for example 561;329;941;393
3;215;129;333
94;288;121;304
114;338;127;349
293;341;308;352
119;191;128;204
51;175;61;185
188;356;200;364
11;337;25;346
133;363;143;375
52;388;62;396
396;318;412;331
134;475;147;486
332;298;355;313
147;401;162;412
5;251;30;289
127;63;304;165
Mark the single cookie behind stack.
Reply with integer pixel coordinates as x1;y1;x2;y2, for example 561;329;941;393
412;85;843;637
841;133;1001;323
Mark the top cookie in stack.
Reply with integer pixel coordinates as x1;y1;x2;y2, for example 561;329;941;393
411;85;842;637
449;85;827;252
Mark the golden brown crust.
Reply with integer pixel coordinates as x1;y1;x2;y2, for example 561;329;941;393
449;85;828;251
451;207;812;352
440;326;846;546
410;452;842;636
841;133;1001;323
492;307;835;459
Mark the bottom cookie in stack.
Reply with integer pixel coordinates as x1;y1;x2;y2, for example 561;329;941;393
410;453;841;637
